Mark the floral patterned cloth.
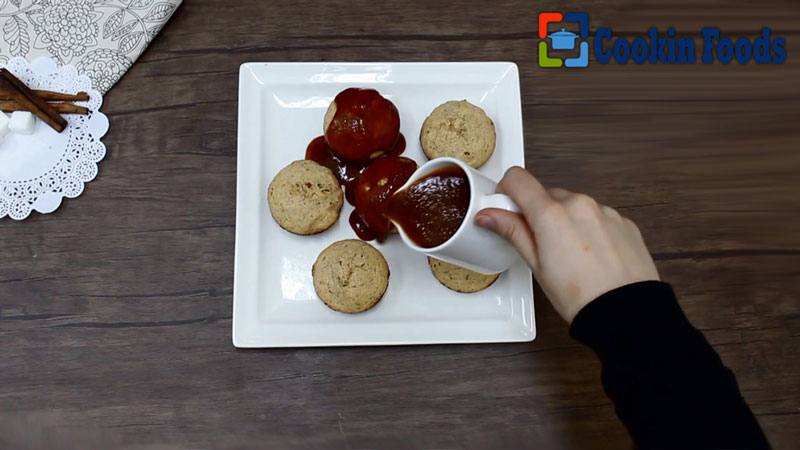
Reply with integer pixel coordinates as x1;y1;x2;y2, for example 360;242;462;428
0;0;182;93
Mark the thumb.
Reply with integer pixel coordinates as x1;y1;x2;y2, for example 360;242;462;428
475;208;539;271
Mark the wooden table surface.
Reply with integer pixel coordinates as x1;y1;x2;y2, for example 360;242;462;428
2;1;799;448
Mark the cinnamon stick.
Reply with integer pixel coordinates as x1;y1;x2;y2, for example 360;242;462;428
0;89;89;102
0;69;67;132
0;101;88;115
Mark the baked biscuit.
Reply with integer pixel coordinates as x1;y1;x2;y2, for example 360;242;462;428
313;240;390;313
420;100;496;168
267;160;343;235
428;257;500;293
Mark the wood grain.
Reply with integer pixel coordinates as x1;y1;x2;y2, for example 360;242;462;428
1;0;799;448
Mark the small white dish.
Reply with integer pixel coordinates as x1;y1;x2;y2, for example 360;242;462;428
234;62;534;347
0;57;107;220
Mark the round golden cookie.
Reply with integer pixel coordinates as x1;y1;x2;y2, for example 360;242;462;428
313;240;390;313
268;160;343;235
420;100;496;168
427;257;500;293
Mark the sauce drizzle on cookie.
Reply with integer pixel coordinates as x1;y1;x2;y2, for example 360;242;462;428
324;88;401;162
352;156;418;242
306;134;406;206
305;136;365;205
305;88;412;241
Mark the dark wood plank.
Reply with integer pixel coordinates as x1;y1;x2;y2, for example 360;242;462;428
1;0;799;448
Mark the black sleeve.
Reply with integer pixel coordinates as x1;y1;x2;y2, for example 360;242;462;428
570;281;770;449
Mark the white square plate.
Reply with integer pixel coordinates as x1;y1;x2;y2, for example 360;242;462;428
234;62;534;347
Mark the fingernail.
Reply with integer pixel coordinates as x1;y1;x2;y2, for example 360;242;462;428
475;214;497;231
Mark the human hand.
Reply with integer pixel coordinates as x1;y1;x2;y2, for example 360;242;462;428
475;167;660;323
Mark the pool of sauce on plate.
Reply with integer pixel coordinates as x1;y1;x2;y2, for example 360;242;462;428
386;164;470;248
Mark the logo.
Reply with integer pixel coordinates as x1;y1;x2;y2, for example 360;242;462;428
538;12;786;67
538;12;589;68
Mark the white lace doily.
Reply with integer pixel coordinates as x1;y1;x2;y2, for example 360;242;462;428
0;57;108;220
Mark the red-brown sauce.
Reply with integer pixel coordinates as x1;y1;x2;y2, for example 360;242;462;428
324;88;401;162
352;156;418;242
305;134;406;206
386;164;470;248
348;210;377;241
305;136;365;205
305;88;412;240
384;133;406;156
305;141;414;240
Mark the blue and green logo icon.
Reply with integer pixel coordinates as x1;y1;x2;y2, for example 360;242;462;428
539;12;589;68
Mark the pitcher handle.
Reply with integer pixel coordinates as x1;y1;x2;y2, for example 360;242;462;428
479;193;521;214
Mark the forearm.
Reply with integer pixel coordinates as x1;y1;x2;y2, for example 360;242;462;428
570;281;769;449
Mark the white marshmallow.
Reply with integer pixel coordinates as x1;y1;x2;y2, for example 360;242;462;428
9;111;36;135
0;113;10;138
